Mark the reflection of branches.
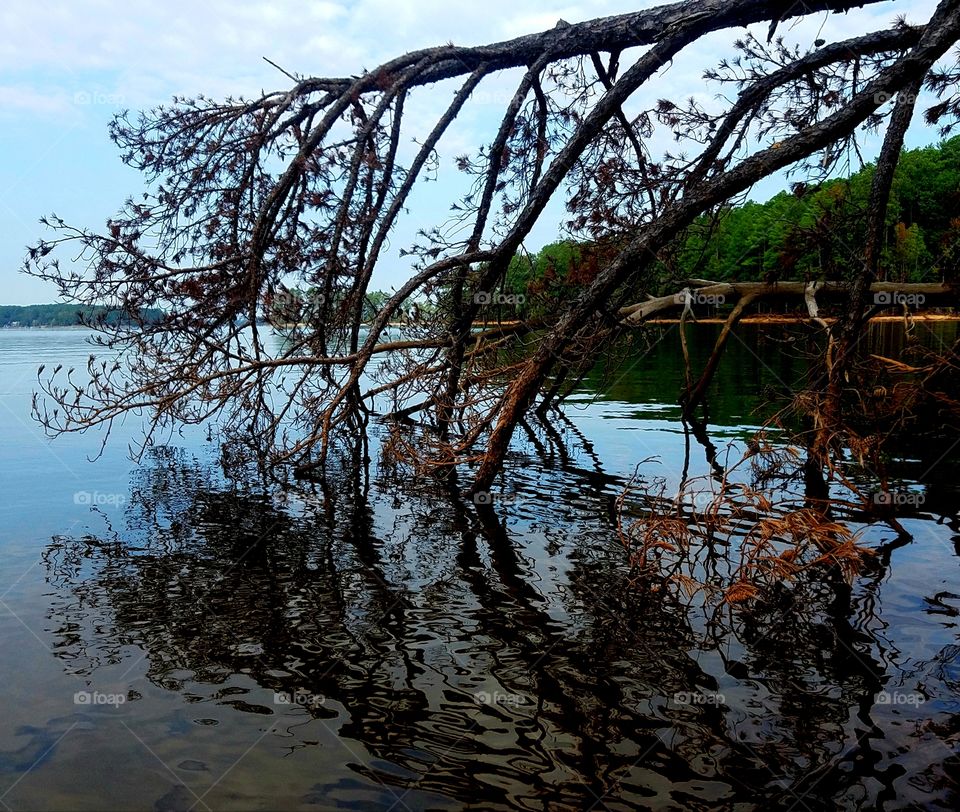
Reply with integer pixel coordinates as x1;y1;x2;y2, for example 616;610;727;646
36;433;958;807
616;444;877;607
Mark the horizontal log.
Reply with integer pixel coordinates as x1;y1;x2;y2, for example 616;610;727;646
619;281;958;324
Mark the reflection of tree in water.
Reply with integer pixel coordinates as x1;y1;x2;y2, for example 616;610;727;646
42;436;960;809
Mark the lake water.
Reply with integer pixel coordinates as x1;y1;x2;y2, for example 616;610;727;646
0;325;958;810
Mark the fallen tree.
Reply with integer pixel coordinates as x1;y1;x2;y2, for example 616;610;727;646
24;0;960;497
621;279;960;417
620;281;958;325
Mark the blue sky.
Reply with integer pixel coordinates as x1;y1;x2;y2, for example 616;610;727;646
0;0;942;305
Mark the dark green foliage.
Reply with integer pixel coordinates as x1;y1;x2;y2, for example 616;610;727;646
0;304;164;328
672;136;960;284
491;137;960;321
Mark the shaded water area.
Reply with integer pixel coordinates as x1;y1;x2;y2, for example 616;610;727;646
0;323;958;810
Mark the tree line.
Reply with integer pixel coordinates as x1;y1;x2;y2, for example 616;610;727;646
494;136;960;320
0;304;164;328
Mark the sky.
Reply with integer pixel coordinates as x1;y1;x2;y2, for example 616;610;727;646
0;0;943;305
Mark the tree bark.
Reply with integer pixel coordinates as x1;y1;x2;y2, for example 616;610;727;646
472;0;960;492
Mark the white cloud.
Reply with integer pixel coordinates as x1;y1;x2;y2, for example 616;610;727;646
498;8;587;38
0;0;944;113
0;85;73;117
0;0;950;303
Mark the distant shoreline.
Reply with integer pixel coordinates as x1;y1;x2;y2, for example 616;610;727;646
0;303;164;329
0;324;94;329
4;314;960;332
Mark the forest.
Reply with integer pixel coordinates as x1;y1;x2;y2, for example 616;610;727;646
0;303;164;328
498;136;960;319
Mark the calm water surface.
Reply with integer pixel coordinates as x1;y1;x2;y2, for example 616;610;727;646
0;325;958;810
